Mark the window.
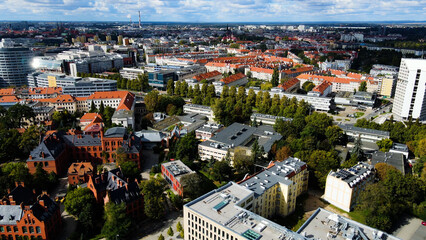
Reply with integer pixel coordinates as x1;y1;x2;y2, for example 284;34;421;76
36;227;41;234
13;227;17;233
22;227;27;233
0;227;3;232
44;162;48;167
5;227;10;233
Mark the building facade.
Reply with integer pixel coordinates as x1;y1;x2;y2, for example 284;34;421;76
324;162;374;212
0;39;33;87
392;58;426;121
161;160;195;196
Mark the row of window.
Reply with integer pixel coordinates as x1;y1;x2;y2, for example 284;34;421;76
0;226;41;234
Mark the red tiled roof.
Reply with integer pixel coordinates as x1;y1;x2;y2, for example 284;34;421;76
278;78;300;91
28;87;62;95
0;95;20;103
0;88;15;96
220;73;246;84
282;66;314;74
38;94;76;103
312;81;332;94
68;162;94;175
87;91;131;100
193;71;222;81
205;62;227;67
250;67;274;74
80;113;103;122
116;92;135;111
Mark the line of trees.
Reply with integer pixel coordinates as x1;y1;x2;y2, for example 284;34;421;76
77;72;149;92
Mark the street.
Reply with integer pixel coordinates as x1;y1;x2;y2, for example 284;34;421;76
393;216;426;240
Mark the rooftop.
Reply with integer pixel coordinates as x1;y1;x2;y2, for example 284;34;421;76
328;162;374;187
162;160;195;182
337;124;390;138
371;151;406;175
297;208;400;240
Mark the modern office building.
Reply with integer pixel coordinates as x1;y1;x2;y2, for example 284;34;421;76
148;70;177;90
324;162;375;212
27;72;81;88
198;123;282;162
161;160;195;196
183;104;214;119
184;157;308;240
62;78;117;97
0;38;33;87
119;67;146;80
393;58;426;121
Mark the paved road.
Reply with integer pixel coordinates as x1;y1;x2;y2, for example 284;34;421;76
363;103;393;121
141;149;160;180
393;216;426;240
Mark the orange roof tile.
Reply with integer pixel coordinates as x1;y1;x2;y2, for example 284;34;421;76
250;67;274;74
0;88;15;96
0;95;20;103
193;71;222;81
205;62;227;67
116;92;135;111
28;87;62;95
87;91;131;100
312;81;332;94
278;78;300;91
220;73;246;84
80;113;103;122
67;162;94;176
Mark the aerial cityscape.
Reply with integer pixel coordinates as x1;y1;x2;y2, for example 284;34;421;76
0;2;425;240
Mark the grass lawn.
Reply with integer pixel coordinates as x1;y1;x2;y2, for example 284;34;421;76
354;112;365;118
327;204;366;224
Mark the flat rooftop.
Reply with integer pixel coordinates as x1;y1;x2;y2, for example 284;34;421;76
297;208;400;240
338;124;390;138
186;182;304;240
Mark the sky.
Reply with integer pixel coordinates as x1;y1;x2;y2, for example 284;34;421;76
0;0;425;22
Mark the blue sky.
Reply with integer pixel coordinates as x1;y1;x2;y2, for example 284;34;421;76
0;0;425;22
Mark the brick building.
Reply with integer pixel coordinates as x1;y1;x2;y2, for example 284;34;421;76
67;162;94;185
161;160;195;196
87;169;144;219
27;127;142;175
0;184;62;240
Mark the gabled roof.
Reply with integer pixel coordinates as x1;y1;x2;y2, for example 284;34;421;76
220;73;246;84
80;113;103;122
0;88;15;96
312;81;332;95
0;95;20;103
193;71;222;81
87;91;131;100
68;162;94;176
278;78;300;90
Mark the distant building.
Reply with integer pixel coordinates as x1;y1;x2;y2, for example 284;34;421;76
67;162;94;185
392;58;426;121
0;39;33;87
161;160;195;196
198;123;282;163
277;78;300;93
192;71;222;82
87;168;144;219
183;104;214;119
148;70;177;90
338;124;390;143
250;113;292;126
195;123;223;140
219;73;248;86
324;162;375;212
389;143;409;159
297;208;399;240
119;67;146;80
309;81;332;97
371;151;407;175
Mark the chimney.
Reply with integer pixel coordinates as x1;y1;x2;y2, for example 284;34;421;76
33;189;36;195
39;200;45;207
29;155;32;160
101;173;105;182
20;202;24;210
126;178;129;183
42;190;48;196
125;183;129;191
95;177;100;184
7;189;10;194
41;152;45;158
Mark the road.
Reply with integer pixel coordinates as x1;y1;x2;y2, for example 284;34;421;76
141;149;160;180
393;216;426;240
363;103;393;121
50;177;78;240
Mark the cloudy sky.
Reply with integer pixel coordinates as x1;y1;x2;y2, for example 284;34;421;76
0;0;425;22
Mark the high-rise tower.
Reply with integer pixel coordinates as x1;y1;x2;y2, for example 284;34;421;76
0;39;33;87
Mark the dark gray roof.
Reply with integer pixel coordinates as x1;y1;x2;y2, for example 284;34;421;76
104;127;126;138
208;123;256;147
135;130;166;143
329;162;374;186
63;134;102;147
371;151;407;175
28;133;65;162
337;124;390;138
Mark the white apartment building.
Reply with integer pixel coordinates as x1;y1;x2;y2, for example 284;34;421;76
184;158;308;240
119;67;146;80
337;124;390;143
392;58;426;121
250;113;292;126
324;162;374;212
183;104;214;119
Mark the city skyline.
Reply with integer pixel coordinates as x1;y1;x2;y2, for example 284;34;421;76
0;0;425;23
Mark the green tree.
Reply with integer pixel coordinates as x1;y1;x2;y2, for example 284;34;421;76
180;173;215;200
167;227;174;236
167;79;175;96
352;136;365;161
325;125;344;145
271;67;279;87
6;104;35;128
102;202;131;240
229;43;240;49
358;81;367;91
175;131;199;163
158;234;164;240
120;161;140;181
64;188;97;217
233;147;254;175
211;161;233;182
307;150;340;188
176;222;183;232
145;90;160;112
140;177;166;219
99;101;105;115
89;100;97;113
302;81;315;92
377;138;393;152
